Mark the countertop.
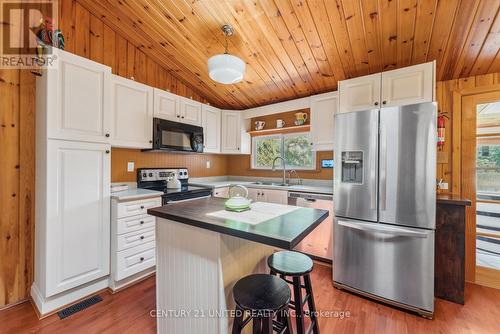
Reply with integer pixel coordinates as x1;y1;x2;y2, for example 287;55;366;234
111;188;164;201
436;195;472;206
148;197;329;249
189;180;334;195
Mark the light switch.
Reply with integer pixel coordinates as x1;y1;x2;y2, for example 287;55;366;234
127;162;135;172
438;182;448;190
206;160;211;169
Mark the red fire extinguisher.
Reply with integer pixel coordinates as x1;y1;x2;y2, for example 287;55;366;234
437;113;448;149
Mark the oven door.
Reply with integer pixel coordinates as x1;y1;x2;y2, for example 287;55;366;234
153;118;204;153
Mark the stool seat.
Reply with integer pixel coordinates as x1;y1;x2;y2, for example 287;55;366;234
268;251;313;276
233;274;290;311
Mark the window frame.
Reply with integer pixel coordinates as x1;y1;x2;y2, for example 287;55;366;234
251;132;316;171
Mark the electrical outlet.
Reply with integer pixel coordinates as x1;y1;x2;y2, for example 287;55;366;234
127;162;135;172
206;160;211;169
438;182;448;190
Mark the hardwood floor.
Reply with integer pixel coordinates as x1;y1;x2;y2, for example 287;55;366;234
1;264;500;334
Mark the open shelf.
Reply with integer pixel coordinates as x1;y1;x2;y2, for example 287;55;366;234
247;124;310;136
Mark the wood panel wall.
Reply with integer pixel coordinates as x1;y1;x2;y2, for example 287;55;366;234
0;0;218;308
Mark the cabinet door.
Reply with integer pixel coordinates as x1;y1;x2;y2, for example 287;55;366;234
381;62;434;107
338;73;381;113
213;187;229;198
202;105;221;153
46;140;110;296
110;75;154;149
153;88;178;121
221;111;241;153
46;49;111;143
310;92;337;151
179;97;202;126
247;188;261;202
262;189;288;204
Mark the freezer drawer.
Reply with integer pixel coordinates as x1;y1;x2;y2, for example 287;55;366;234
334;218;434;312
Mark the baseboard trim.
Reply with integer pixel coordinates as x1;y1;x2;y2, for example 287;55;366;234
0;298;30;311
108;269;156;294
30;277;109;318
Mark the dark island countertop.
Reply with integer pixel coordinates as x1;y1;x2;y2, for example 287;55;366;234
148;197;329;250
437;194;472;206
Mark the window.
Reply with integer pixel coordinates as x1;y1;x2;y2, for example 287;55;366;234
252;132;315;170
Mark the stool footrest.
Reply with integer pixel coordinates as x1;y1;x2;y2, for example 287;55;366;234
240;315;252;328
289;293;310;309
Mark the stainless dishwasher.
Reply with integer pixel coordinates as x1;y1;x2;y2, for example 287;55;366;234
288;191;334;261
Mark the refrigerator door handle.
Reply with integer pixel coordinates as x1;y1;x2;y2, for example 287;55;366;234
338;220;430;238
379;123;387;211
370;117;378;210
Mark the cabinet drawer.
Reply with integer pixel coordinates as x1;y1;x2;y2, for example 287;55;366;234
117;197;161;218
117;214;155;235
117;227;155;252
115;242;155;281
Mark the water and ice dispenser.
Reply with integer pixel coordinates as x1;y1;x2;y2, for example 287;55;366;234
341;151;363;184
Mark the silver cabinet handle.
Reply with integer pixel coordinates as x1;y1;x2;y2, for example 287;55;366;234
338;220;429;238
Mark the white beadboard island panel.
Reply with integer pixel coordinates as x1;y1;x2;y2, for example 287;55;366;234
156;218;274;334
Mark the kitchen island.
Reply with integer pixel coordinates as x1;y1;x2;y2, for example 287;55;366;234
148;197;328;334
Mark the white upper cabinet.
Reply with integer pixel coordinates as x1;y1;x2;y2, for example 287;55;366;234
339;73;381;113
153;88;178;122
310;92;337;151
339;61;435;113
221;110;251;154
45;140;110;296
110;75;153;149
179;97;202;126
381;62;434;107
41;49;111;143
221;110;241;153
202;104;221;153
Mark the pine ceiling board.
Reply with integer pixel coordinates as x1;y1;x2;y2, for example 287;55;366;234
452;0;498;79
323;0;359;79
341;0;371;75
239;0;316;96
306;0;348;81
228;0;312;97
437;0;481;80
77;0;236;107
397;0;418;67
378;0;399;71
273;0;332;89
489;50;500;73
199;0;300;103
285;0;340;88
358;0;384;73
173;0;280;103
255;0;321;92
76;0;499;109
411;0;438;64
468;4;500;76
111;0;256;107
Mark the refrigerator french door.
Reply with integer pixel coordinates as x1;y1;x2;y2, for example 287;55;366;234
333;102;437;316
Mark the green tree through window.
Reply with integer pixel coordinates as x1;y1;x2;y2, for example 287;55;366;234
252;132;315;169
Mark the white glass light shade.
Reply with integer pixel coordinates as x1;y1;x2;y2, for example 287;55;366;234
207;53;245;84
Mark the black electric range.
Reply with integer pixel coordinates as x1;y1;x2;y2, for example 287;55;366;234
137;168;212;205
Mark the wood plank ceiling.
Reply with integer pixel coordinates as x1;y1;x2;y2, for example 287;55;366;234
76;0;500;109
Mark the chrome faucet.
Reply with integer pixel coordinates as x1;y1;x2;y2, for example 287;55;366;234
272;156;287;185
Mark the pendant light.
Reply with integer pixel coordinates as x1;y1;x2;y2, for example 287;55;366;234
207;24;245;84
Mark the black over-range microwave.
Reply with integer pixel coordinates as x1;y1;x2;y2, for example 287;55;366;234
146;118;204;153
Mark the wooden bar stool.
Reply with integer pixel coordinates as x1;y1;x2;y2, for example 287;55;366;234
232;274;294;334
268;251;319;334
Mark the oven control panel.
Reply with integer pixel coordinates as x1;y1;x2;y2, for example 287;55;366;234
137;168;189;182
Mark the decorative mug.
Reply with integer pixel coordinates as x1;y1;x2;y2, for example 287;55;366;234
295;112;308;124
276;119;286;128
255;120;265;130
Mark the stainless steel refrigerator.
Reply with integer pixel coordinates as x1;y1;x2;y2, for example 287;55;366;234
333;102;437;317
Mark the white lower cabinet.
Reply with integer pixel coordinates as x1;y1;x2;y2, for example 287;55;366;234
33;139;111;308
110;196;161;290
213;186;230;198
248;188;288;204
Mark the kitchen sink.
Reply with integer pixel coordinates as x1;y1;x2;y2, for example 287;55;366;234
251;181;289;187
